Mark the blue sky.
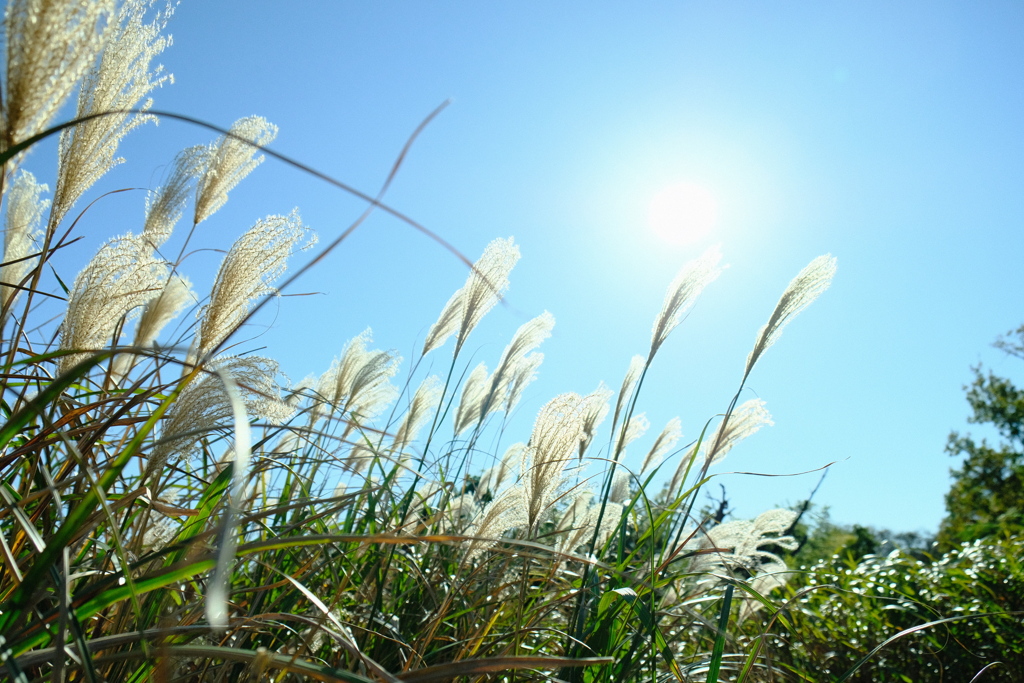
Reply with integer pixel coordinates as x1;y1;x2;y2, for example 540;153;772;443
38;1;1024;533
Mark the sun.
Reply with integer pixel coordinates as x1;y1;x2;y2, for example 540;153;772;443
648;181;719;246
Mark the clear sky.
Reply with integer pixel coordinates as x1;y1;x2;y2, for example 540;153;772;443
38;1;1024;533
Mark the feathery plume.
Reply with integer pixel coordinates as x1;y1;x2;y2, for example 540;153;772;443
392;375;442;451
650;245;723;358
690;508;798;581
111;274;193;382
614;412;649;455
142;145;209;247
483;311;554;414
667;445;697;497
477;442;525;501
520;393;587;530
194;115;278;224
608;469;631;504
315;328;400;424
578;383;612;459
453;362;488;435
1;170;47;316
148;355;291;480
2;0;114;149
463;484;528;561
58;232;166;374
193;210;315;362
503;352;543;415
554;491;597;555
745;254;837;378
422;237;520;356
52;0;173;225
612;355;644;435
703;398;773;466
642;416;682;474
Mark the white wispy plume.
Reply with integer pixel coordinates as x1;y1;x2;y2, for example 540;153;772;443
519;393;587;531
745;254;837;378
476;442;525;501
578;383;612;459
391;375;442;452
194;115;278;224
642;416;682;474
503;352;544;415
53;0;173;226
1;170;47;316
463;484;528;562
111;273;193;382
142;145;209;247
422;237;520;356
702;398;773;466
192;210;315;362
58;232;166;374
649;245;723;358
612;355;644;436
147;355;292;480
453;362;488;435
614;412;649;456
484;311;554;411
316;328;401;428
2;0;114;149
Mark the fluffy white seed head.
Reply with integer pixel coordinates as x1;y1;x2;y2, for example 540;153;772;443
615;412;649;456
142;145;209;247
612;355;644;435
650;245;723;358
392;375;442;452
521;393;587;530
453;362;488;435
702;398;774;466
111;274;193;383
53;0;173;226
58;232;166;374
578;383;612;459
315;328;401;424
194;115;278;224
642;416;682;474
690;508;798;581
3;0;115;149
745;254;837;378
477;441;525;501
193;210;315;362
484;310;554;416
1;170;47;316
463;484;528;562
423;237;520;356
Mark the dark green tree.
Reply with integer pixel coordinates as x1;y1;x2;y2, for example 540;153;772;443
939;324;1024;549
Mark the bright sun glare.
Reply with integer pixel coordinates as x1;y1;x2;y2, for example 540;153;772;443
648;181;719;246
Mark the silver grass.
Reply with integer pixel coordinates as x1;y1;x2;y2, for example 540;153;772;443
578;383;612;459
503;352;543;415
445;493;478;531
476;441;525;501
193;210;315;362
649;245;723;358
453;362;488;435
422;236;520;356
315;328;400;423
463;485;528;561
147;355;291;479
642;416;682;474
612;355;644;435
2;0;114;149
344;440;375;475
554;491;597;555
745;254;837;377
667;445;697;497
111;273;193;382
608;469;631;504
58;232;166;374
1;170;47;316
615;412;649;455
194;115;278;224
702;398;773;466
483;311;554;414
520;392;587;530
53;0;173;226
142;145;209;247
690;508;798;588
391;375;442;451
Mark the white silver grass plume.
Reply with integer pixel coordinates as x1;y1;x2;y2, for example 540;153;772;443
315;328;401;423
503;352;543;415
745;254;837;378
578;383;612;459
608;469;631;504
193;210;314;362
423;237;520;356
703;398;773;466
483;311;554;415
58;232;166;374
194;115;277;224
691;508;798;581
650;245;723;358
453;362;488;435
520;392;587;530
615;412;649;455
148;355;291;479
642;416;682;474
612;355;644;435
2;0;115;149
53;0;173;226
555;492;597;555
463;484;528;562
111;273;192;382
392;375;442;451
477;441;525;501
142;145;209;247
1;170;47;316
